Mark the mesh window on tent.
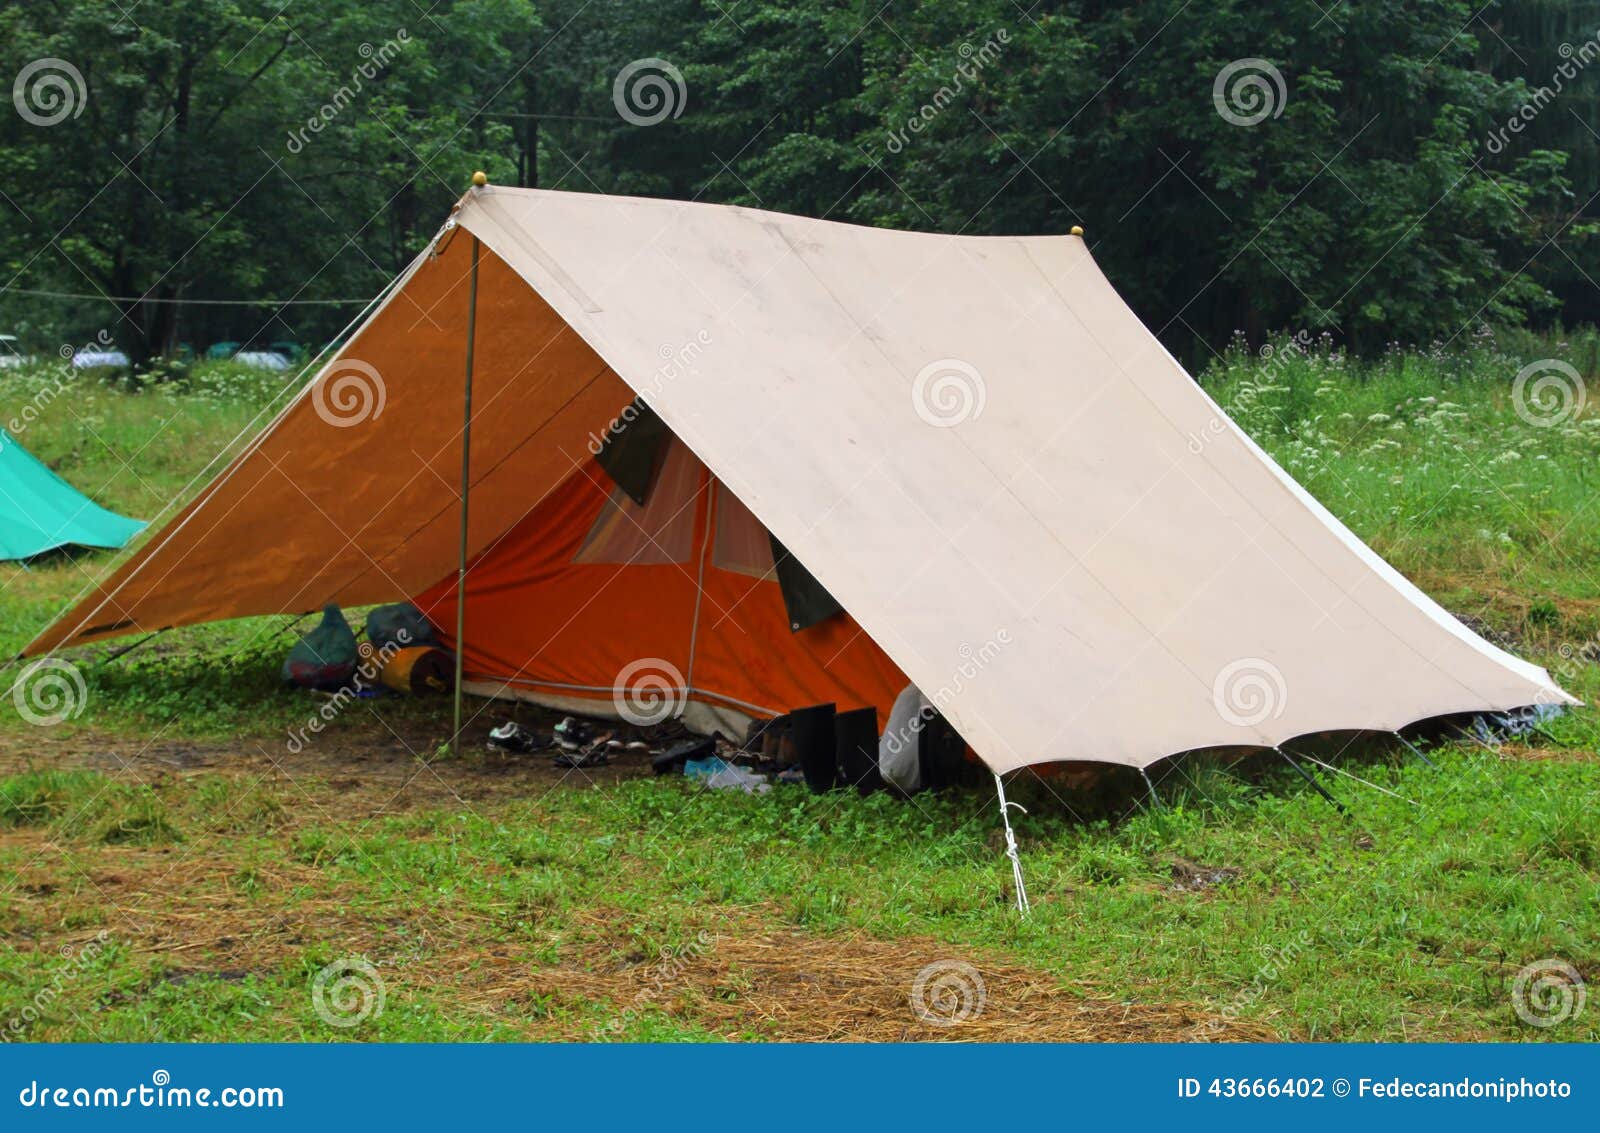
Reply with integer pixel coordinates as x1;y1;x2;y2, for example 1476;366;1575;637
711;483;776;579
573;437;701;565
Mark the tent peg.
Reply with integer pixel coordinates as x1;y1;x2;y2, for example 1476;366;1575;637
102;628;167;664
1394;733;1437;770
1138;766;1163;810
993;773;1031;916
1530;722;1564;747
1274;747;1348;815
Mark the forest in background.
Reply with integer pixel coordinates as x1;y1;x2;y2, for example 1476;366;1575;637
0;0;1597;366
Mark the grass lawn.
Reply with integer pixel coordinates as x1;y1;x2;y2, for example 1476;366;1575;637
0;335;1596;1043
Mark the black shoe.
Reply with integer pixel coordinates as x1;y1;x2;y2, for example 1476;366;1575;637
488;721;543;754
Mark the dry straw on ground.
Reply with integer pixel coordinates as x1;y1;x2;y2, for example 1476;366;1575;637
508;914;1275;1042
6;739;1278;1042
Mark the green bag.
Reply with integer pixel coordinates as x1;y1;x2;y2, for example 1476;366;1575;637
282;604;360;689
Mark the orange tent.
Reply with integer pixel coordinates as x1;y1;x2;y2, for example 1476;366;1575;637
412;432;909;733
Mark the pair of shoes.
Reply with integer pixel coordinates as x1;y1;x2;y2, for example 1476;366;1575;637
487;721;543;754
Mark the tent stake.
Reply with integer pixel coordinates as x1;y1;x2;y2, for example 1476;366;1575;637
993;773;1031;916
101;628;166;664
451;234;481;758
1139;766;1163;810
1530;723;1564;746
1394;733;1437;770
1275;747;1347;815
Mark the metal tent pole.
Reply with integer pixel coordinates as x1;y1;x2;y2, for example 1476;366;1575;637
1275;747;1347;815
452;232;481;757
1395;733;1437;769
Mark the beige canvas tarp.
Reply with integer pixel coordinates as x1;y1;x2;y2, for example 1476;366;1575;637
26;187;1573;770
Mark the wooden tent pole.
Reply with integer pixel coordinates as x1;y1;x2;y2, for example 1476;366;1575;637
452;231;481;757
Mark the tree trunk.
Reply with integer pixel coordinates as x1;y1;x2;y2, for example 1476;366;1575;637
519;54;538;187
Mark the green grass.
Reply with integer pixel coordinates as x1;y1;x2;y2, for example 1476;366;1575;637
0;750;1593;1041
0;334;1596;1043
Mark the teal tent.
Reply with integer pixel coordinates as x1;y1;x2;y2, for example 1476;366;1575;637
0;431;144;560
